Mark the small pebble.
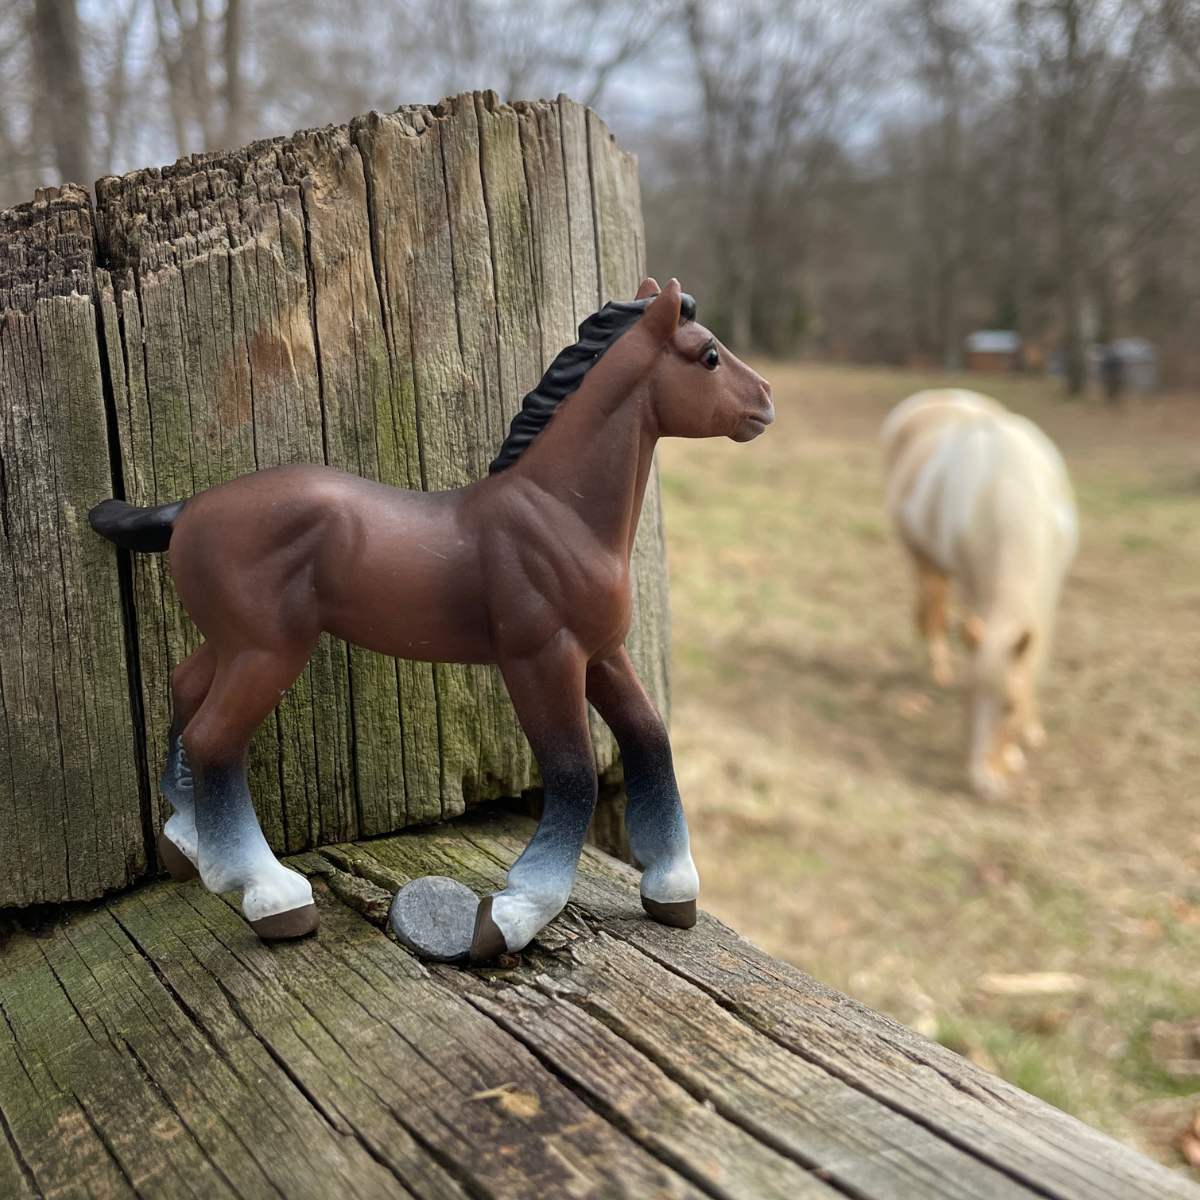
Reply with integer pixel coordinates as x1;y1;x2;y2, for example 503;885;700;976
388;876;479;962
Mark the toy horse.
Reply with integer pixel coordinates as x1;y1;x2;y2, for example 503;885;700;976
90;279;774;962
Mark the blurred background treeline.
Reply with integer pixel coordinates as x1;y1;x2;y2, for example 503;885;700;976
4;0;1200;387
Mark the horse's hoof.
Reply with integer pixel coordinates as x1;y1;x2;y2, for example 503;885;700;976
642;896;697;929
469;896;509;964
157;831;199;882
249;903;319;939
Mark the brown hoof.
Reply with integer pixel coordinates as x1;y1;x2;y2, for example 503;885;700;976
469;896;509;964
642;896;697;929
249;903;319;940
157;831;199;882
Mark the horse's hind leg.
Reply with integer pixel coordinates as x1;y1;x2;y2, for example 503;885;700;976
586;648;698;929
473;640;596;962
183;643;318;938
158;642;217;880
915;558;953;686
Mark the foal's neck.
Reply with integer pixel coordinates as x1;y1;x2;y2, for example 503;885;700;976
509;373;657;560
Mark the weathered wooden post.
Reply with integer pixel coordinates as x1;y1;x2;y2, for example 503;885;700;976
0;185;144;906
0;92;669;906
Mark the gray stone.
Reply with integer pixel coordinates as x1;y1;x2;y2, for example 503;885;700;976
388;875;480;962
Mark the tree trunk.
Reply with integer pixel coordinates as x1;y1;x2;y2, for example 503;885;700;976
31;0;91;188
222;0;246;150
0;93;670;905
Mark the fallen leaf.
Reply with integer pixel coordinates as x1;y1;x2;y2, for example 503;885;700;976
893;691;932;719
977;972;1085;996
471;1083;541;1120
978;861;1006;888
1149;1020;1200;1077
1171;895;1200;924
1034;1005;1068;1034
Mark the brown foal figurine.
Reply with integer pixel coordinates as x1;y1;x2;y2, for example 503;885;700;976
90;279;774;962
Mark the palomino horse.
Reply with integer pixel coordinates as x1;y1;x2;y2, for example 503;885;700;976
882;389;1077;799
91;279;775;962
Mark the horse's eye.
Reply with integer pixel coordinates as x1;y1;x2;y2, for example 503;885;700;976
702;347;719;370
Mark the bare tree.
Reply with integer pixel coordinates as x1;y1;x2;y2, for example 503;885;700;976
672;0;867;352
31;0;91;186
1016;0;1158;391
222;0;246;149
896;0;986;369
3;0;1200;389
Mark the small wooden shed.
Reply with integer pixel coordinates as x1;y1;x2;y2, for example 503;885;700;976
965;329;1021;373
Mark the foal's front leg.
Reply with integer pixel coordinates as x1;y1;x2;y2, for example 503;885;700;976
586;648;699;927
472;637;597;963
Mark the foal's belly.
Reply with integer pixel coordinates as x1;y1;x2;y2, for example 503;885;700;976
326;598;494;665
315;485;494;664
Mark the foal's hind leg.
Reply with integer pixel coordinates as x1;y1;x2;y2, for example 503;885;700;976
183;644;318;938
472;639;596;962
586;648;698;928
158;643;217;880
915;558;953;686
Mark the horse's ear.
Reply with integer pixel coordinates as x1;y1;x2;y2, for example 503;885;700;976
643;278;682;342
635;277;660;300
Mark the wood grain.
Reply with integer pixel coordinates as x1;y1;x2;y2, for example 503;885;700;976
0;813;1186;1199
446;811;1199;1200
0;184;142;906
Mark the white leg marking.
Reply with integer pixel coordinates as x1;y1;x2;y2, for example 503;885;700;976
488;884;572;954
162;810;198;864
640;848;700;905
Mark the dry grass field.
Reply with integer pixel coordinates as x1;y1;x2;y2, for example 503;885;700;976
660;362;1200;1177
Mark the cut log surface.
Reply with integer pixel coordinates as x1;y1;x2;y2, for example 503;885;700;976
0;811;1190;1200
0;93;669;905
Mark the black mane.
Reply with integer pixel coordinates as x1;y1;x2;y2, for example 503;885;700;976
488;291;697;474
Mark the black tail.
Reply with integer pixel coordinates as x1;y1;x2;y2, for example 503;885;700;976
88;498;187;553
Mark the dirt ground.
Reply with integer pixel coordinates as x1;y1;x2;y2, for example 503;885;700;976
659;362;1200;1176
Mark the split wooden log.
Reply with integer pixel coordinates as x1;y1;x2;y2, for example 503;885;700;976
0;184;144;906
0;93;669;906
